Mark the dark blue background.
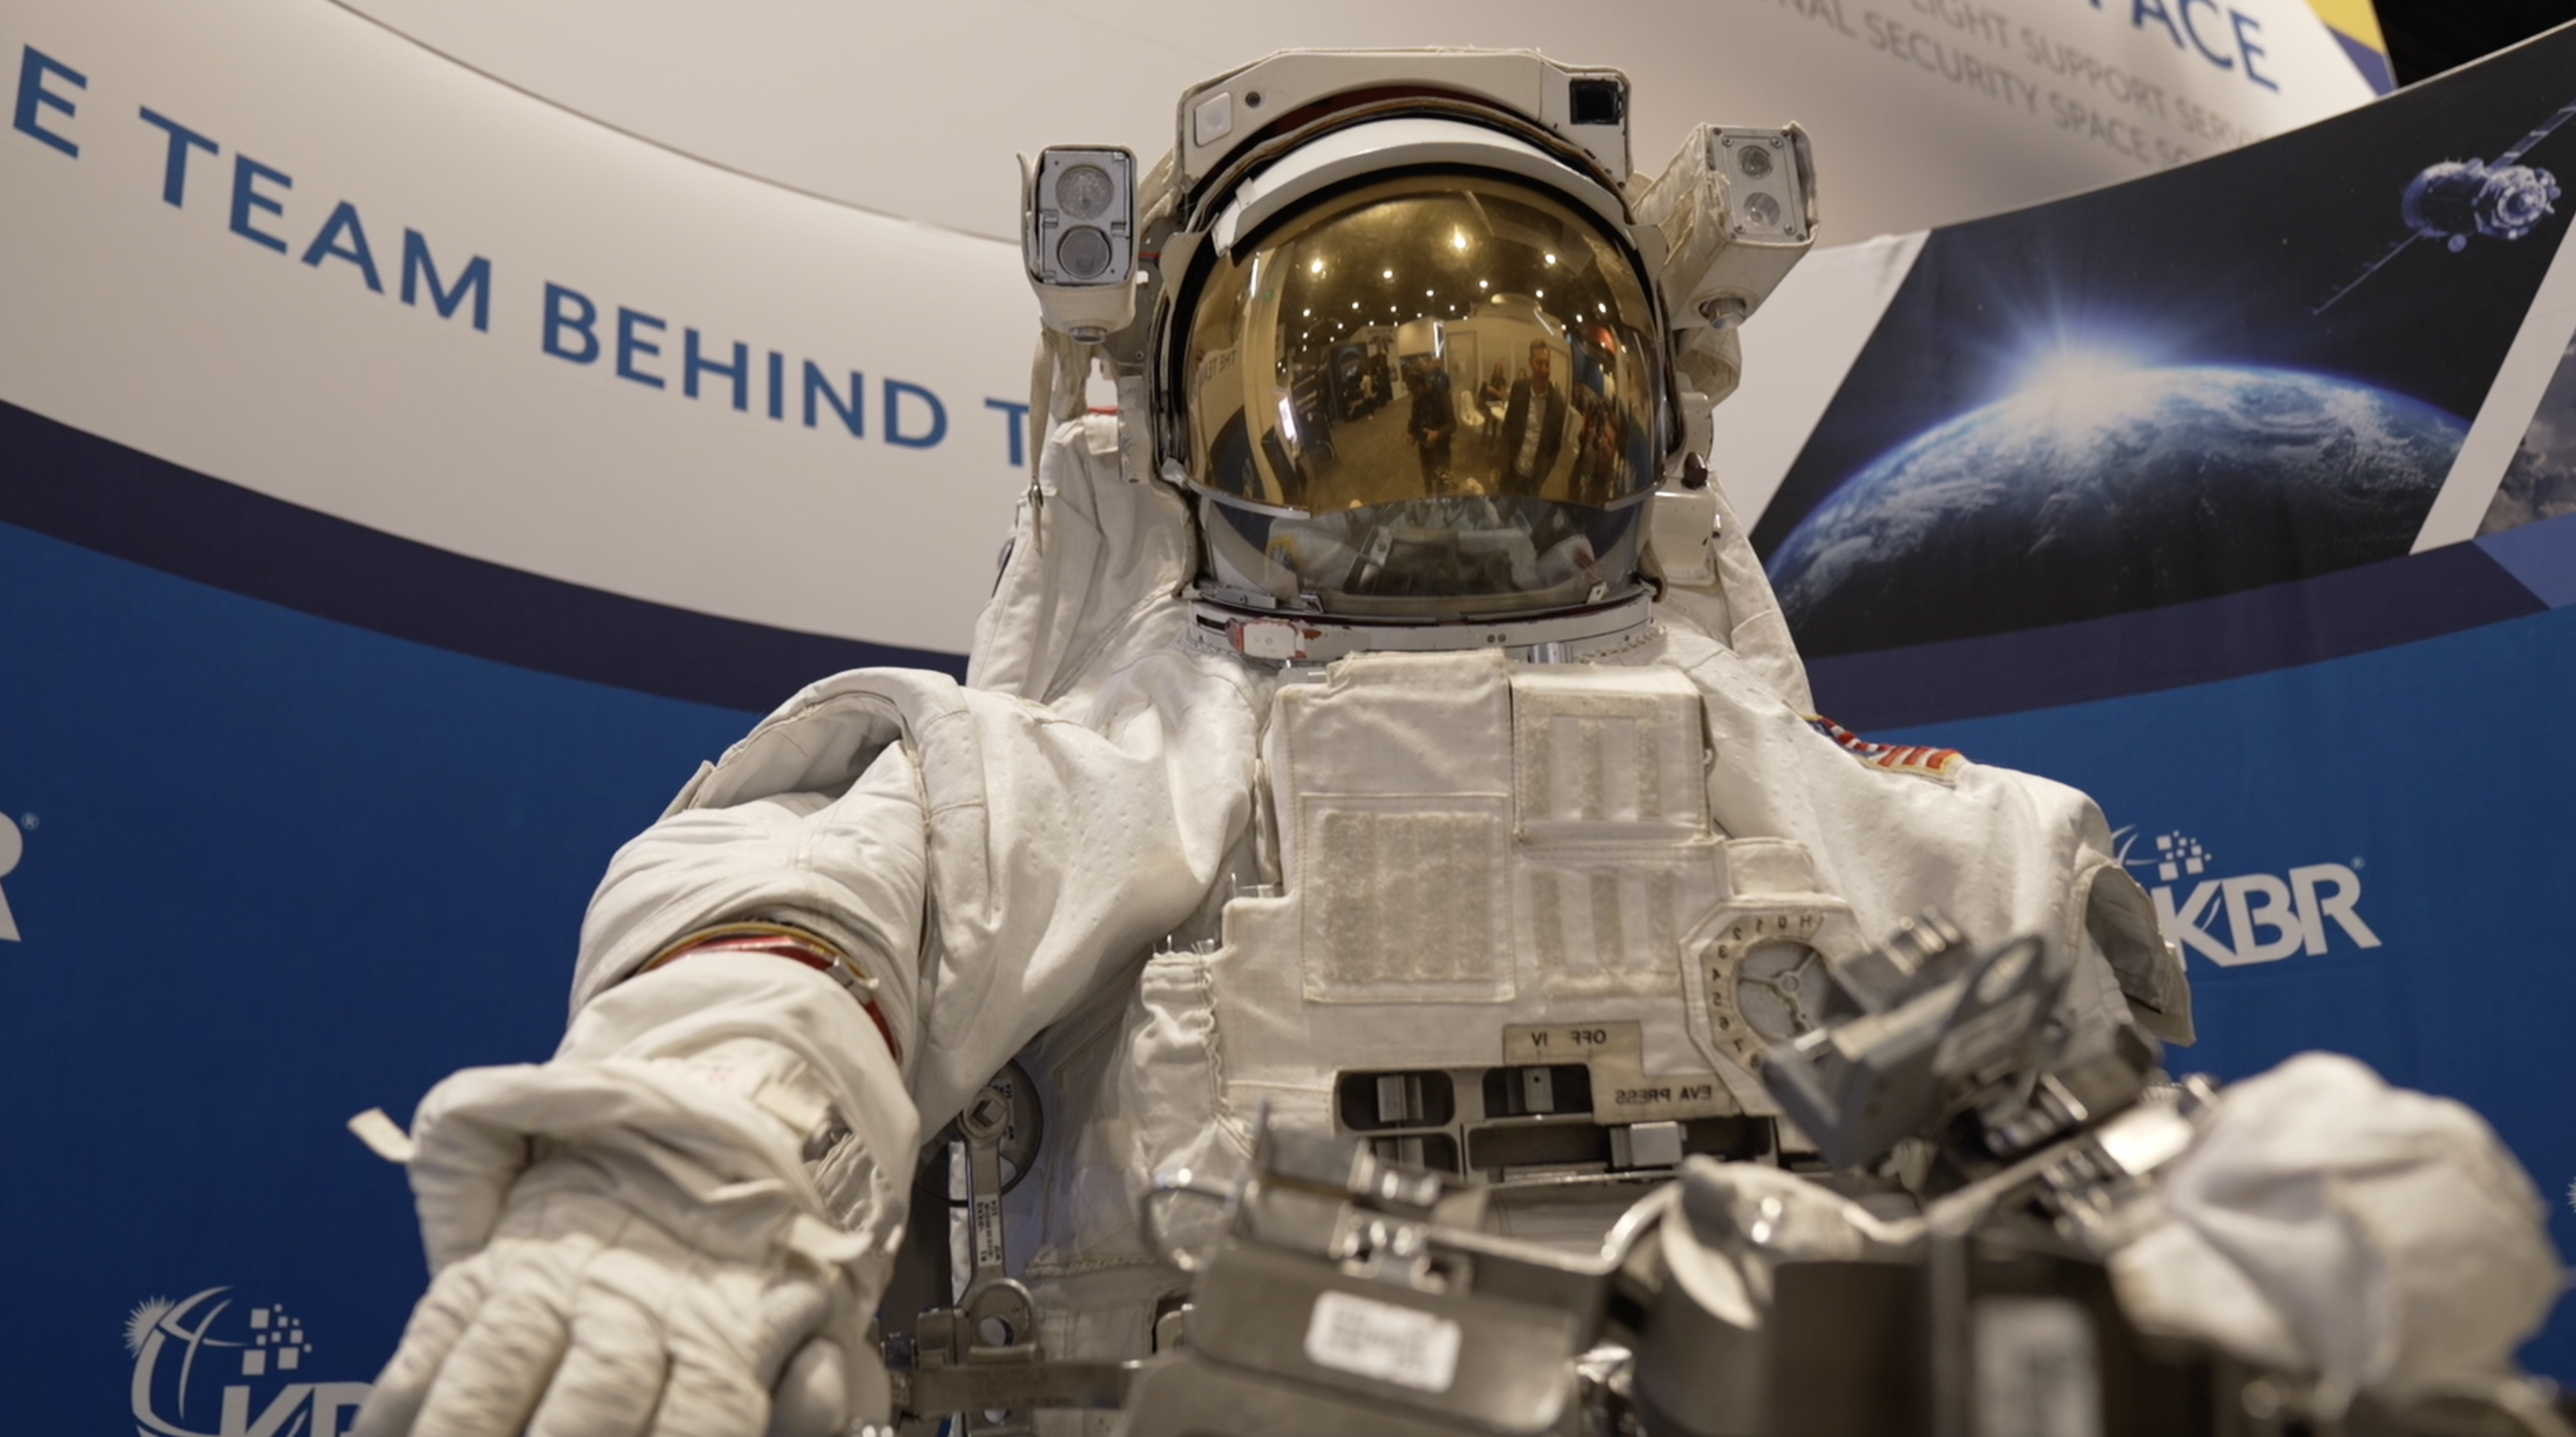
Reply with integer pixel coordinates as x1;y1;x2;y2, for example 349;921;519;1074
1885;581;2576;1376
0;519;752;1431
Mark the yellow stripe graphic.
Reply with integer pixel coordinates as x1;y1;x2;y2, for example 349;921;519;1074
2305;0;2389;55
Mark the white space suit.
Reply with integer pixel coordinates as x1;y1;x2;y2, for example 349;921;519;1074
353;52;2557;1437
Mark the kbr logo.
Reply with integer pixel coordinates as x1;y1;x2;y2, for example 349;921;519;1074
127;1288;371;1437
2114;827;2383;968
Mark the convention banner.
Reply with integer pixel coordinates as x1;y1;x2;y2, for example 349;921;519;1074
0;0;1040;710
1729;20;2576;1375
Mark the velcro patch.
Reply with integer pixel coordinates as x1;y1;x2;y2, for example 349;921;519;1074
1805;716;1965;784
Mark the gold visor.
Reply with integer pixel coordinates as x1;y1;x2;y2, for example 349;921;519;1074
1183;173;1664;515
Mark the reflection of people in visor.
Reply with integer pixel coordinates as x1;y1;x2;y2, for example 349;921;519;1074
1182;172;1661;623
1404;359;1455;491
1498;340;1570;497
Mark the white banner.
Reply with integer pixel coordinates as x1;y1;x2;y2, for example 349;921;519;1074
2;0;1035;657
339;0;2380;244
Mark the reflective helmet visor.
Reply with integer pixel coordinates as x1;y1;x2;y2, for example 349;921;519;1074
1181;172;1664;620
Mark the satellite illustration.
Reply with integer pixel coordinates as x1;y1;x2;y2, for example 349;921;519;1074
2315;95;2572;312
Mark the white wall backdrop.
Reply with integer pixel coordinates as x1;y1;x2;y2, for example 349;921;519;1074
333;0;2375;246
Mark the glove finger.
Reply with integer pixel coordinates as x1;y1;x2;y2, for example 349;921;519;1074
351;1258;490;1437
765;1339;846;1437
410;1271;575;1437
526;1287;670;1437
651;1338;771;1437
752;1276;831;1385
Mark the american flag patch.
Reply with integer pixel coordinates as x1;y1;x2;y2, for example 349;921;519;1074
1805;717;1965;784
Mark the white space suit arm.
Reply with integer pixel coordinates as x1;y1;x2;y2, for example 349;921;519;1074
376;746;943;1421
571;652;1258;1134
391;747;934;1290
572;743;931;1065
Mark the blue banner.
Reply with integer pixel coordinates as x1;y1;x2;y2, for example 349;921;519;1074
0;515;748;1435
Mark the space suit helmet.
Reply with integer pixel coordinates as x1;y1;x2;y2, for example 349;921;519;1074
1023;52;1817;660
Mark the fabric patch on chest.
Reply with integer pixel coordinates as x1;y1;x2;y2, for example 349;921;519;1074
1525;857;1721;998
1299;794;1513;1004
1513;671;1710;843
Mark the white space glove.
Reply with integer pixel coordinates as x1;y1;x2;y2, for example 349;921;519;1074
354;953;918;1437
2111;1052;2562;1406
355;1146;864;1437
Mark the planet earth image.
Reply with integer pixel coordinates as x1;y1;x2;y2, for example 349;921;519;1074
1764;363;2468;657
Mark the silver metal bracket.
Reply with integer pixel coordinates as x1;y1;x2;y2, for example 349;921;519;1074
888;1065;1141;1429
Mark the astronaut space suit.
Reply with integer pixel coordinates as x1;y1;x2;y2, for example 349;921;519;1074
352;51;2560;1437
